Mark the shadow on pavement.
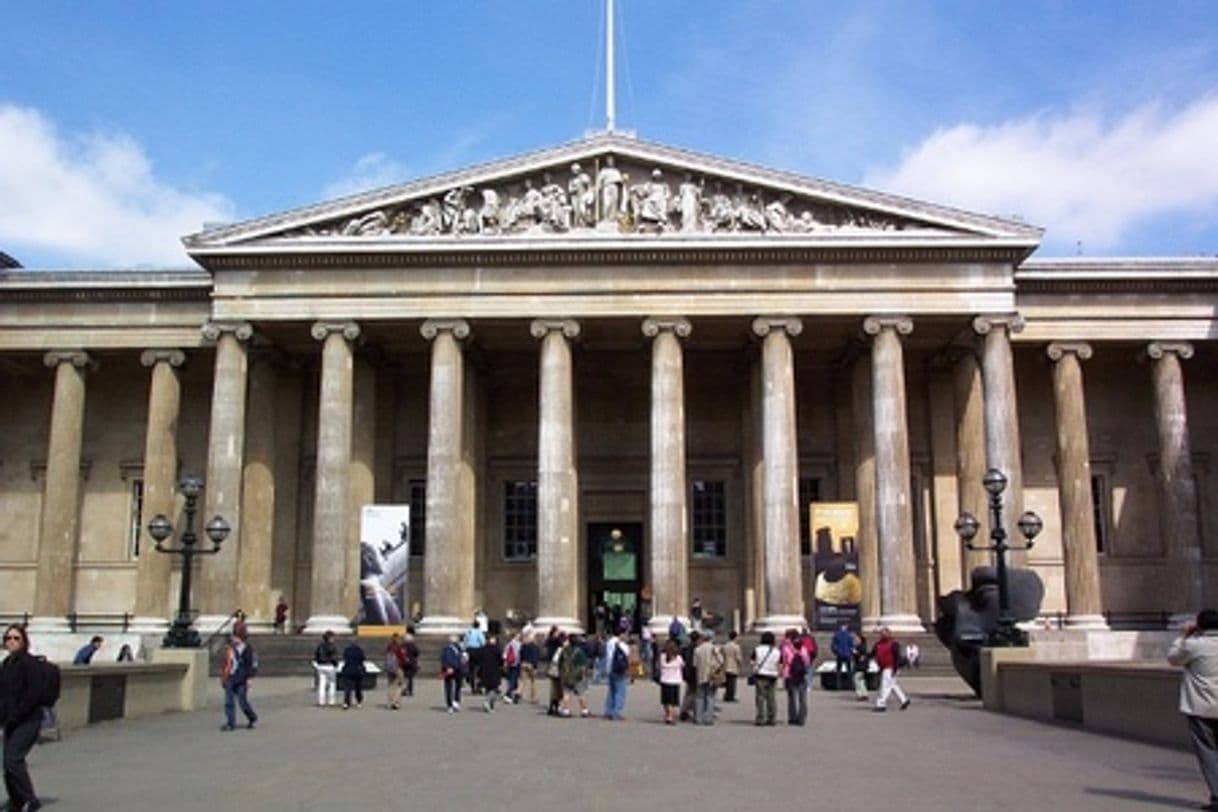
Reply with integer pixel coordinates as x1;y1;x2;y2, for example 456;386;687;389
1084;787;1202;808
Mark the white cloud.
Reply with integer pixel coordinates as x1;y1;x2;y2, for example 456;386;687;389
0;104;234;267
322;152;413;200
863;97;1218;252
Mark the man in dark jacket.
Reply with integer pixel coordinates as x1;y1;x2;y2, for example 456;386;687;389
478;635;504;712
831;624;855;690
440;636;464;713
1;624;43;811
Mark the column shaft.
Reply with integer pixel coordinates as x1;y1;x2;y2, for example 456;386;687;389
533;320;582;632
851;354;880;627
1047;343;1105;627
975;315;1026;564
953;352;990;580
345;357;377;616
237;353;277;627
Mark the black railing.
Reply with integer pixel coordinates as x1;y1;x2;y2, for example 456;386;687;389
202;609;243;649
65;612;133;633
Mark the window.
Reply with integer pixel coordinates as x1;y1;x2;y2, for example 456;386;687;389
691;480;726;558
407;479;427;557
798;477;822;557
1091;473;1111;554
128;478;144;559
503;480;538;561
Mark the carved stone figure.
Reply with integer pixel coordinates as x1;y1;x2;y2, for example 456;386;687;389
707;187;737;232
442;187;472;233
343;210;390;237
765;196;792;232
597;156;624;224
477;189;501;234
635;168;671;232
736;190;767;231
568;163;594;228
410;200;443;235
677;174;703;233
539;173;571;231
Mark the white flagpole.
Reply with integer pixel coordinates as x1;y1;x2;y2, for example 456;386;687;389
606;0;616;132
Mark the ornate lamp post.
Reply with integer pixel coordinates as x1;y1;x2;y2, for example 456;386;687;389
147;474;231;648
953;468;1043;646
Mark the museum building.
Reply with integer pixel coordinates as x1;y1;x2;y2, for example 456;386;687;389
1;132;1215;637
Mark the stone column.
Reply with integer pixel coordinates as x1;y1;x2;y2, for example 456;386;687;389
954;351;990;580
1047;343;1107;628
302;321;360;634
344;357;377;615
863;316;921;632
973;314;1027;564
752;317;805;632
643;317;691;634
851;354;881;628
132;349;186;633
417;319;474;636
237;350;278;629
197;321;252;630
31;351;93;630
1148;341;1204;617
531;319;583;632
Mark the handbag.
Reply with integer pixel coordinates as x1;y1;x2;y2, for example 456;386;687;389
748;647;776;686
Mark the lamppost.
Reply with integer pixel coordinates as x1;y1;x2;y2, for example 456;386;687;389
953;468;1043;646
147;474;231;648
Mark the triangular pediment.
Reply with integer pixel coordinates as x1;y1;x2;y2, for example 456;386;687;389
184;133;1041;255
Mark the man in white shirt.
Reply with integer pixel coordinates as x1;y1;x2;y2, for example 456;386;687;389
1168;609;1218;810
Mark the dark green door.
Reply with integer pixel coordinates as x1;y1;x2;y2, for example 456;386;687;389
587;522;643;631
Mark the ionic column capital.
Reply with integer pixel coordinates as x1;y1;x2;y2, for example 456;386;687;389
420;319;470;341
139;349;187;368
1046;342;1093;362
310;321;361;342
43;350;94;370
530;319;580;340
1147;341;1194;361
641;317;692;339
201;321;254;343
751;316;803;338
972;313;1025;336
862;315;913;337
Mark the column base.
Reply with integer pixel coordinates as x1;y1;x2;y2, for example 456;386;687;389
533;616;584;635
126;616;171;635
1064;614;1109;630
302;615;354;636
873;614;925;633
414;615;468;637
753;614;807;634
26;616;72;635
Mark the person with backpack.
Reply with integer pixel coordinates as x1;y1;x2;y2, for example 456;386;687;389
557;634;590;718
830;623;855;691
339;638;366;710
440;635;464;713
402;629;420;698
871;627;911;712
502;631;522;703
781;628;809;726
750;630;782;726
602;626;630;720
1;624;46;811
220;627;259;731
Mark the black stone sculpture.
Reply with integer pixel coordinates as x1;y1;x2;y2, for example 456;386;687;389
934;565;1045;696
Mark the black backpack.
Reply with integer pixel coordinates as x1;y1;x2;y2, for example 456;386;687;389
611;643;629;677
33;656;61;707
787;650;807;682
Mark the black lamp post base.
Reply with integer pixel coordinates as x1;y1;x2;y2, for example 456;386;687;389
988;625;1029;648
163;622;202;649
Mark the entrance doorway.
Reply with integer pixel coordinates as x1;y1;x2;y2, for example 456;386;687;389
586;522;643;633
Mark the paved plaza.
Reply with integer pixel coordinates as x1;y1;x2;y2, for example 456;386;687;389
24;675;1207;811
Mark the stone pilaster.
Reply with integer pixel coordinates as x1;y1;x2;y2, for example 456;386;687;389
531;319;583;633
237;350;278;629
973;314;1027;565
131;349;186;633
642;317;691;634
416;319;474;636
197;321;252;629
1047;343;1106;628
863;317;921;632
752;316;805;632
1147;341;1204;617
953;350;990;581
302;321;360;634
851;354;880;628
32;351;93;630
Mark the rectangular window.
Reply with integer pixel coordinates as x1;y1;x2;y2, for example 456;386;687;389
1091;473;1110;554
798;477;822;557
691;480;727;558
503;480;538;561
408;479;426;557
128;478;144;559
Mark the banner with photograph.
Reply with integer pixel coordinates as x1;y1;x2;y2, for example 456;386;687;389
358;504;411;626
810;502;862;631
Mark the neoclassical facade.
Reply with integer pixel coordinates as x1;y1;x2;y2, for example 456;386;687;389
1;133;1215;636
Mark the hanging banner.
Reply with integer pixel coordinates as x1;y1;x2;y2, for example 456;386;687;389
810;502;862;631
358;504;411;626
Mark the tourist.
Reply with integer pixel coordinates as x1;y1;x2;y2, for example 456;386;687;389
479;634;504;712
906;641;921;669
220;627;258;731
690;597;704;632
464;618;485;694
502;631;522;703
1;624;43;812
384;633;407;710
871;627;911;712
273;595;289;634
402;628;420;697
782;629;811;725
519;627;539;704
339;638;366;710
751;630;781;726
603;624;630;720
851;631;870;701
590;632;608;684
72;635;103;665
558;634;590;718
799;625;819;694
543;627;564;715
658;638;684;725
313;630;340;707
1168;609;1218;810
692;629;721;725
639;625;655;680
831;623;855;691
721;630;742;702
679;631;700;721
440;635;464;713
232;609;248;640
668;615;686;642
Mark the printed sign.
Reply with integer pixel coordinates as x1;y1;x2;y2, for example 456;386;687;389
359;504;411;626
810;502;862;631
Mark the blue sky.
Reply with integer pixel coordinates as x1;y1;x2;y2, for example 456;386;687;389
2;1;1217;267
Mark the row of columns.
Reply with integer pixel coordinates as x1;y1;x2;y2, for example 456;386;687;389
24;317;1208;633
